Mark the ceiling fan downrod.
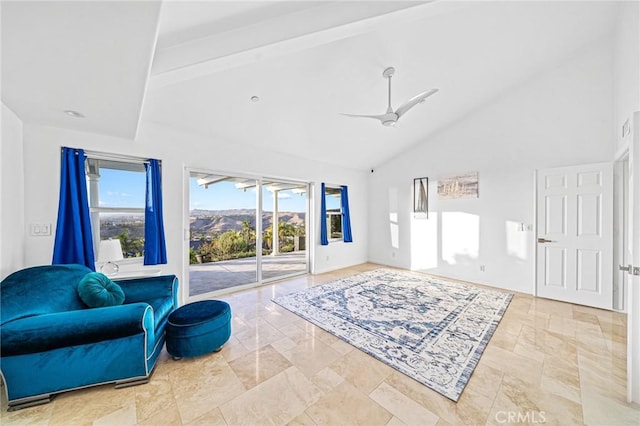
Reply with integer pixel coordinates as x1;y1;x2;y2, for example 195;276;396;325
382;67;396;126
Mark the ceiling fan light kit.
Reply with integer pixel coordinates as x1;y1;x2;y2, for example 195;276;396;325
342;66;438;127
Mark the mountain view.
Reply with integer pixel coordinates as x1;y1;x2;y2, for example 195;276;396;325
100;209;306;239
190;209;305;237
99;209;306;261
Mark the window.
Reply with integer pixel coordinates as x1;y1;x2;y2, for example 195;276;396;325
85;157;147;259
324;186;343;240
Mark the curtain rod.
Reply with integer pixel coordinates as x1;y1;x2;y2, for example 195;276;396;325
62;147;152;165
323;182;345;188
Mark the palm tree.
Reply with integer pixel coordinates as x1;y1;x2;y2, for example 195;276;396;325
117;229;143;258
263;227;273;251
278;222;296;240
278;222;297;252
240;219;255;244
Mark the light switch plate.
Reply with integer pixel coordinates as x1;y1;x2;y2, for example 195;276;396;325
30;223;51;236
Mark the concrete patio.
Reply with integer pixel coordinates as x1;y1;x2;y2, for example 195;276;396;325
188;251;307;296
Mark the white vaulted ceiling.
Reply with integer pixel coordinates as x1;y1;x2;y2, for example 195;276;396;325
1;1;621;170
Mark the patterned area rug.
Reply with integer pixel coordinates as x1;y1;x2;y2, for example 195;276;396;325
272;268;513;401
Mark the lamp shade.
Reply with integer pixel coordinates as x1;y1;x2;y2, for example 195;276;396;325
98;239;124;263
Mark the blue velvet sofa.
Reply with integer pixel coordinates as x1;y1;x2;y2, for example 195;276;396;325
0;264;178;410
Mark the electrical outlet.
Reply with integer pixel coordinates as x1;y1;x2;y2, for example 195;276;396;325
480;265;486;272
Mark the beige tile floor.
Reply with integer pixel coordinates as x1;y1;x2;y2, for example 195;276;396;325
2;263;639;425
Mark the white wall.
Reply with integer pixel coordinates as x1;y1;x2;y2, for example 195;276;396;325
613;1;640;157
368;37;614;294
1;102;25;279
21;120;368;299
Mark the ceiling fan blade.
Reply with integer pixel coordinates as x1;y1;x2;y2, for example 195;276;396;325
395;88;439;118
341;112;399;126
340;113;389;122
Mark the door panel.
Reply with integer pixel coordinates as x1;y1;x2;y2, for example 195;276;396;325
577;194;601;236
188;174;258;297
545;195;567;235
545;247;566;288
576;249;600;292
578;170;601;186
260;180;309;282
536;162;613;309
545;174;566;189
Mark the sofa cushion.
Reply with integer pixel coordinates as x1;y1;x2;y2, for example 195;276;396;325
78;273;125;308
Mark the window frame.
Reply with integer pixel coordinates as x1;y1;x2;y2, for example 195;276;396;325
324;185;343;242
85;153;149;264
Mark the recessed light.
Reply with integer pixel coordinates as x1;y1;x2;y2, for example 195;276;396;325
250;96;259;102
64;110;85;118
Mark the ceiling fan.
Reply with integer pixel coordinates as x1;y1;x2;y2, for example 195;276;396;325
341;67;438;127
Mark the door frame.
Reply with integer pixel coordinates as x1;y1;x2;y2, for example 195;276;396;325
624;111;640;404
183;167;310;303
612;111;640;404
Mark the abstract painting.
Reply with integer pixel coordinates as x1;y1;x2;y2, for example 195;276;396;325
437;172;479;199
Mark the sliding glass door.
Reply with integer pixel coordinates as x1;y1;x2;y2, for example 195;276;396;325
261;180;308;282
187;171;308;298
188;175;257;296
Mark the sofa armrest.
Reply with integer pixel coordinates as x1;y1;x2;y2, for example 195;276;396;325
0;303;153;357
116;275;178;308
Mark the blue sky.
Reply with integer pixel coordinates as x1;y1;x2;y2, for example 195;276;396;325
189;179;307;212
96;170;308;212
97;169;145;208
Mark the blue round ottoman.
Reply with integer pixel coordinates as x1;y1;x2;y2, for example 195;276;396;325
166;300;231;359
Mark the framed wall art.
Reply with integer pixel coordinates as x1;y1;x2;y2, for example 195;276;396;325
413;177;429;216
437;172;479;199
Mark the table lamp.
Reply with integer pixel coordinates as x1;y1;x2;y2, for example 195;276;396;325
98;239;124;276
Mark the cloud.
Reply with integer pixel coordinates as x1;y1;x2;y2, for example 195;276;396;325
106;191;132;197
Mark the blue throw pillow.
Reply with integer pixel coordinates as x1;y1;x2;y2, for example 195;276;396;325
77;272;125;308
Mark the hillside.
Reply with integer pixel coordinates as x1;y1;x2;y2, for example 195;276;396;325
99;209;305;244
190;209;305;236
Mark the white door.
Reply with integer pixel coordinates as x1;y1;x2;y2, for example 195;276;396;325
627;111;640;404
536;162;613;309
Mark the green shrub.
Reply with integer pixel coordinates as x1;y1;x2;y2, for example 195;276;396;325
189;248;198;264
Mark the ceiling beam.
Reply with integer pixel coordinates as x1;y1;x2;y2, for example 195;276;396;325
149;1;471;90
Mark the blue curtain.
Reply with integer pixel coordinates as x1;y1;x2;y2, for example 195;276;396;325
144;159;167;265
320;182;329;245
341;186;353;243
52;147;95;270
